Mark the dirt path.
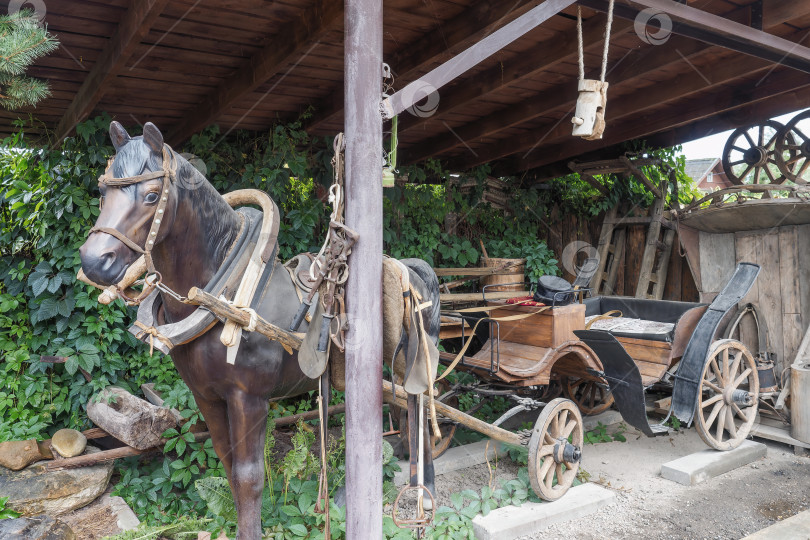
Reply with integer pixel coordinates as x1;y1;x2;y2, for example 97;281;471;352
434;426;810;539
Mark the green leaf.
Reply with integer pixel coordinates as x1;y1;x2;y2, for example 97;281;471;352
195;476;237;522
281;504;301;517
29;273;48;296
288;523;308;536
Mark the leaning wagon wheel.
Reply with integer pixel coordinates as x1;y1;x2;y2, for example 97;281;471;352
563;376;614;415
722;121;791;187
775;110;810;183
695;339;759;451
397;379;458;460
528;398;583;501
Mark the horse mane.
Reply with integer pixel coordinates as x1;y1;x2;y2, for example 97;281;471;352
111;138;240;267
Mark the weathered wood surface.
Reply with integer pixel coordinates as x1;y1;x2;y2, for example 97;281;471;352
440;291;532;303
382;380;523;447
86;387;177;450
186;287;303;351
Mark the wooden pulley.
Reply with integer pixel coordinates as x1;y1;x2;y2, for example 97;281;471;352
571;79;608;140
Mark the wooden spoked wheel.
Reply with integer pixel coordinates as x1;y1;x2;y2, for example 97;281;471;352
564;376;614;415
775;110;810;183
538;376;564;401
397;380;458;460
528;398;584;501
722;121;792;186
696;339;759;451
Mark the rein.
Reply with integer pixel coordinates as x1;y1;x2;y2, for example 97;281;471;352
91;144;177;287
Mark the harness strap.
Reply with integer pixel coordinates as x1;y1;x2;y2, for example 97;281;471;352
89;226;146;254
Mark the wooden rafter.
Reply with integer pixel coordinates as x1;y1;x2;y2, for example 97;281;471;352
502;67;810;173
303;0;555;133
582;0;810;73
395;15;633;137
401;0;810;165
167;0;343;145
54;0;171;142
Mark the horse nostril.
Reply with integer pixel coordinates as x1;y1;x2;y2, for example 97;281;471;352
100;252;115;271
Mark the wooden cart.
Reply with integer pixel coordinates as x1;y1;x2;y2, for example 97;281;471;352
437;262;762;497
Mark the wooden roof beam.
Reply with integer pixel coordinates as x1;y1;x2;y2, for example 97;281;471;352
581;0;810;73
167;0;343;145
395;14;633;137
303;0;562;133
496;68;810;173
400;0;810;164
54;0;171;142
420;6;810;170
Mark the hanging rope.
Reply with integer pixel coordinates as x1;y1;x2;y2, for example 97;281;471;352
576;0;614;84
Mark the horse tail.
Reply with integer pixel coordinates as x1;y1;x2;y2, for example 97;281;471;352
401;258;440;344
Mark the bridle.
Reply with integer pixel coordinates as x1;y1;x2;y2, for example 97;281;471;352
90;144;177;303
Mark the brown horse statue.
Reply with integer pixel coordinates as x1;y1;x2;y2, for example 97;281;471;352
79;122;440;539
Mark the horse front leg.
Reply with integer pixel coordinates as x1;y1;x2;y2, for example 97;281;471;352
227;391;269;540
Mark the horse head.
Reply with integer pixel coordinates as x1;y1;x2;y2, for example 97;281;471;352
80;121;184;286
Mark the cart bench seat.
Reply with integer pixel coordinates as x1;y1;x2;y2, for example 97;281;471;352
584;315;675;342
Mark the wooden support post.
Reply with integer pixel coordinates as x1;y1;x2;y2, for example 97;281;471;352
344;0;383;534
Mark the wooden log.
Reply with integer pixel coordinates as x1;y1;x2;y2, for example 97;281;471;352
45;431;211;471
381;380;523;447
86;387;177;450
433;263;520;277
440;291;531;303
186;287;303;352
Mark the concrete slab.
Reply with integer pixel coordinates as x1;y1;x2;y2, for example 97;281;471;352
392;440;508;485
471;483;616;540
742;508;810;540
660;440;767;486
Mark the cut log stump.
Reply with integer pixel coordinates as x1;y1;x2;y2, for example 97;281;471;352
86;387;176;450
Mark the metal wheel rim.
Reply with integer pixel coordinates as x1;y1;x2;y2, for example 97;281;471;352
696;339;759;451
722;120;788;186
775;110;810;183
564;376;614;415
528;397;583;501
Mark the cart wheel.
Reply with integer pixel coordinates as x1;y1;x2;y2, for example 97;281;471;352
528;398;584;501
696;339;759;451
397;380;458;460
564;376;614;415
538;376;564;401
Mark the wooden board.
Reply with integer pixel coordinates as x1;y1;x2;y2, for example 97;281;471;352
485;302;584;349
698;231;736;297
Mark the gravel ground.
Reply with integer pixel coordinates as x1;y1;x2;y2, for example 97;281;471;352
429;425;810;539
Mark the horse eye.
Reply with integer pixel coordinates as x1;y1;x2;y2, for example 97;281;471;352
144;192;159;204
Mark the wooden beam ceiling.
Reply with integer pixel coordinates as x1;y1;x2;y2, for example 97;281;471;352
166;0;343;145
395;14;633;137
582;0;810;73
401;0;808;165
54;0;171;142
497;67;810;174
303;0;555;133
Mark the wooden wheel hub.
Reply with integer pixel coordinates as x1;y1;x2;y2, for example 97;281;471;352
553;437;581;464
743;146;767;166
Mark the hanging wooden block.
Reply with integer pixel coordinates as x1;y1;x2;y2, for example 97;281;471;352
571;79;609;140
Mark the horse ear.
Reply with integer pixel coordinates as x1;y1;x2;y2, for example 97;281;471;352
142;122;164;154
109;121;130;151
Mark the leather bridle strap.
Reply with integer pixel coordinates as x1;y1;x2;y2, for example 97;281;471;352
88;225;145;254
95;145;177;274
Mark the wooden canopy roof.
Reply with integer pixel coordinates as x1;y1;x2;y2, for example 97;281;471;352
9;0;810;178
